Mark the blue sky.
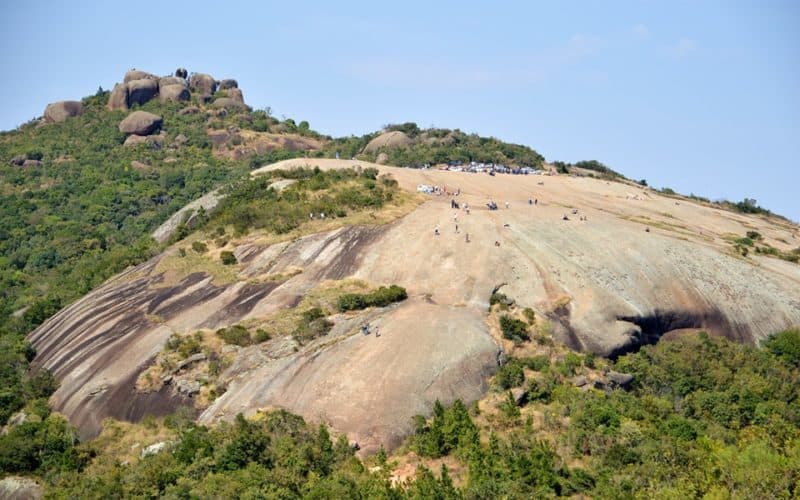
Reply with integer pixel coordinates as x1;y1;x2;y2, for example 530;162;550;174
1;1;798;220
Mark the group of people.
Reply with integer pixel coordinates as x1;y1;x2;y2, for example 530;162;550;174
361;324;380;337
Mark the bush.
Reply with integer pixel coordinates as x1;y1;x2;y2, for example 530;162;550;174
746;231;762;241
220;251;237;265
499;315;529;342
216;325;251;346
522;355;550;372
337;285;407;312
254;329;270;343
495;361;525;389
523;307;536;325
191;241;208;253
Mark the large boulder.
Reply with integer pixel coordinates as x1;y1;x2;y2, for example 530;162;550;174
218;78;238;90
107;83;129;111
119;111;162;136
43;101;83;123
123;69;156;83
212;97;248;110
127;79;159;106
159;76;187;88
189;73;217;95
159;84;190;103
123;132;165;148
227;88;245;104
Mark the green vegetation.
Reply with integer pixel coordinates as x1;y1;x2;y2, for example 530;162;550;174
323;123;545;169
216;324;253;347
210;166;396;236
292;307;333;343
729;230;800;263
552;159;622;178
337;285;408;312
499;314;530;343
219;250;237;265
2;327;798;498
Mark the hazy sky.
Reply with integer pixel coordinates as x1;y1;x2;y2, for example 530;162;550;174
1;1;798;220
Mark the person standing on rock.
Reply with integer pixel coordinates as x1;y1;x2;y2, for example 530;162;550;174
465;232;470;243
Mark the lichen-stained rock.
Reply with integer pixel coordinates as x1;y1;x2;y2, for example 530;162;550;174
43;100;83;123
119;111;162;136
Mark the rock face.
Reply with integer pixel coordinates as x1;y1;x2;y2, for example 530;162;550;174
119;111;162;136
126;78;159;107
107;83;129;111
43;100;83;123
150;188;221;243
159;84;190;103
29;159;800;453
363;131;413;153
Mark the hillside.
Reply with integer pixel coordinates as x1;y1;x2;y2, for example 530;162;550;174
1;67;799;498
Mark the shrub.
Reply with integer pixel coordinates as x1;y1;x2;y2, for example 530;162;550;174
337;285;407;312
499;315;529;342
495;361;525;389
191;241;208;253
216;325;251;346
254;329;270;343
293;307;333;342
522;307;536;325
220;251;237;265
746;231;762;241
522;355;550;372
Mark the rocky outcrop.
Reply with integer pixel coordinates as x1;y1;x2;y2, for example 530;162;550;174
119;111;162;136
43;100;83;123
126;79;159;107
363;131;413;153
159;84;190;103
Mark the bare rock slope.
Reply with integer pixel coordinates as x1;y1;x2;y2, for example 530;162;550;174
30;159;800;452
